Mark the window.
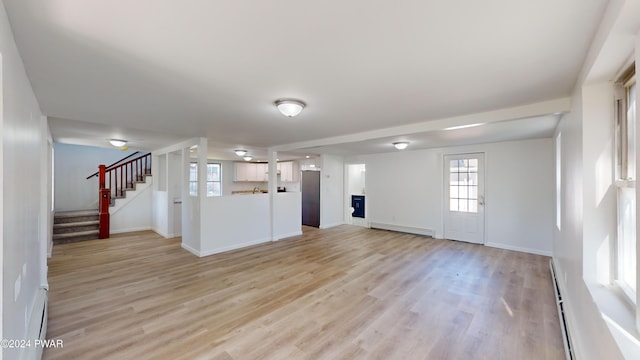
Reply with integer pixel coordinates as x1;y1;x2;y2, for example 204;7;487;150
615;67;636;301
189;163;198;196
206;163;221;197
189;162;222;197
449;158;479;213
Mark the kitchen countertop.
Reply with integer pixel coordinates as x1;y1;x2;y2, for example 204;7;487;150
231;190;268;194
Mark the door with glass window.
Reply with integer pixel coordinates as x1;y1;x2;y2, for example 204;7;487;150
444;153;485;244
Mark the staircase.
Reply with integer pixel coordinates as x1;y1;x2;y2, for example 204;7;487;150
53;152;152;245
53;210;100;244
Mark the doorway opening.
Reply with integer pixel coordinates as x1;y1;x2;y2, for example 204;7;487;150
346;164;367;227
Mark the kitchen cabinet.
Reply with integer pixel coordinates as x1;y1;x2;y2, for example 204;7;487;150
234;161;295;182
255;163;268;182
234;162;255;182
278;161;295;182
234;162;268;182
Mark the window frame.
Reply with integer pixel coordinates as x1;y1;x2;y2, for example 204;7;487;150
189;162;222;197
614;67;637;306
205;162;222;197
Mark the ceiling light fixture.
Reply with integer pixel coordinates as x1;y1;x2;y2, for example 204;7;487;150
243;155;253;161
234;149;247;156
393;142;409;150
109;139;127;147
275;99;305;117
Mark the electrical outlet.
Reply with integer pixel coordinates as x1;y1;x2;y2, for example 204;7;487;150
23;263;27;278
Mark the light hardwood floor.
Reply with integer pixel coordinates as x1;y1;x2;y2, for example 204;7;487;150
44;226;564;360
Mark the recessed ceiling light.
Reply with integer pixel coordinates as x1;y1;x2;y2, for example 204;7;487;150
243;155;253;161
234;149;247;156
305;155;310;159
109;139;127;147
393;142;409;150
275;99;305;117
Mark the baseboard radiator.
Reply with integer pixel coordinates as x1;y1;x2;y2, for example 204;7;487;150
20;286;48;360
369;222;434;237
549;260;575;360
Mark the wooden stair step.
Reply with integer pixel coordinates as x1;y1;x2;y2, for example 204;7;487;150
53;230;100;244
53;220;99;228
54;210;99;224
53;220;99;234
54;210;98;218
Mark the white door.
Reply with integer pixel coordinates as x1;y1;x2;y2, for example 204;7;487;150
444;153;485;244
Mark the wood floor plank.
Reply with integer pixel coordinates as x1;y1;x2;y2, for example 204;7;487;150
44;226;564;359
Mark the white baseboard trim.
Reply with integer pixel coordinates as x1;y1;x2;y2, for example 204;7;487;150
273;231;303;241
197;238;272;257
485;242;552;256
369;222;434;237
152;228;171;238
320;222;344;229
181;243;201;257
110;226;152;235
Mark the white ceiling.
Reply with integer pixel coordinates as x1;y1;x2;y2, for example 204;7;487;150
3;0;607;159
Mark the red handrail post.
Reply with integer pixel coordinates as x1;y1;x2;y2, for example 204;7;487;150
98;165;110;239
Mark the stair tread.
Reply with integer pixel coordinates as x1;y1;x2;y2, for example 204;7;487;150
53;229;99;239
55;210;98;218
53;220;99;228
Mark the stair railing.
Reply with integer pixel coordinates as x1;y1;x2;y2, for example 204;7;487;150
86;151;141;179
90;152;152;239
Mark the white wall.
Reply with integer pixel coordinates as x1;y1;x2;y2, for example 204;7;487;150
110;182;152;234
353;138;554;255
360;149;442;236
551;1;640;358
1;2;50;358
273;192;302;240
53;143;137;211
554;84;623;359
484;139;554;255
200;194;271;256
320;154;344;229
347;164;366;196
151;189;169;237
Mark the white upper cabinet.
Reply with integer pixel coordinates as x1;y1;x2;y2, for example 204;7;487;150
279;161;295;182
234;161;296;182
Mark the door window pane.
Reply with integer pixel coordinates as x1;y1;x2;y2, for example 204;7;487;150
449;158;479;213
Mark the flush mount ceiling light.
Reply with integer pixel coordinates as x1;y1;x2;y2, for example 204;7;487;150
275;99;305;117
243;155;253;161
234;149;247;156
109;139;127;147
393;142;409;150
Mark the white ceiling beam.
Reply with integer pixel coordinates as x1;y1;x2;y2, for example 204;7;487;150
273;97;570;152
